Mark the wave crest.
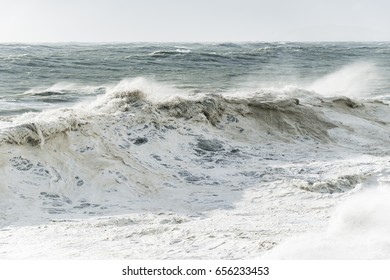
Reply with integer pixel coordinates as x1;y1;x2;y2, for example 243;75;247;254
1;80;388;148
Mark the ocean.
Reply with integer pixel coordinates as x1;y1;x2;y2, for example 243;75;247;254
1;42;390;259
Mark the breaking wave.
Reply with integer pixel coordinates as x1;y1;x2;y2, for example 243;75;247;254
1;77;390;259
0;81;341;146
2;75;388;148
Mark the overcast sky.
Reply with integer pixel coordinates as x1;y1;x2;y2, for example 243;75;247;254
1;0;389;42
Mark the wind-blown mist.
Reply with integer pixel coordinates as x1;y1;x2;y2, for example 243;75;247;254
265;187;390;259
308;62;379;97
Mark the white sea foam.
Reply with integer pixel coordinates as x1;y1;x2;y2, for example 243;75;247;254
175;48;192;53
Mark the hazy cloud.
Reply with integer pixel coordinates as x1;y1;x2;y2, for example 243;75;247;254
0;0;389;42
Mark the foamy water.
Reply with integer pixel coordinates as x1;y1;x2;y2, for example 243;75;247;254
0;42;390;259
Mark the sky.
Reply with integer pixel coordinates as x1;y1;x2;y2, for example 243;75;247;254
0;0;389;42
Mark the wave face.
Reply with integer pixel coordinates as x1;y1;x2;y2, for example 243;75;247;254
1;43;390;259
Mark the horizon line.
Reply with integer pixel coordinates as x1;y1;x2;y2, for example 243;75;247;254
1;40;390;45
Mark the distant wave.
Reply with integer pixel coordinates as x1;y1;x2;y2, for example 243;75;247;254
150;48;192;57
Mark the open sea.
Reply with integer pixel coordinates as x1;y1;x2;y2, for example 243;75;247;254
1;42;390;259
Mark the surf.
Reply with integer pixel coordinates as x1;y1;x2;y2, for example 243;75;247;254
1;42;390;258
1;78;390;228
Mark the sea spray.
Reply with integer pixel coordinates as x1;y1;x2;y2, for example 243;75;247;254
308;61;379;97
264;187;390;259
